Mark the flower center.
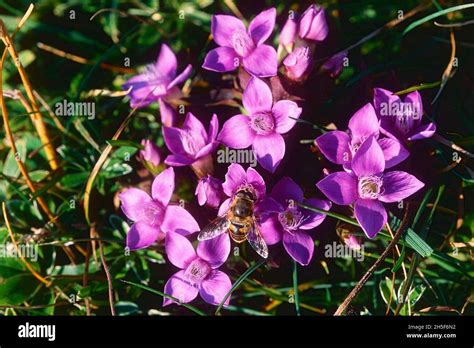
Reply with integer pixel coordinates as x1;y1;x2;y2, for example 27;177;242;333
184;258;211;285
358;175;383;199
249;112;275;135
232;30;255;57
395;114;412;135
142;200;165;226
278;207;306;232
349;136;367;156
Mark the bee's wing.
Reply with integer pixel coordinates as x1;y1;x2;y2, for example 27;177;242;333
247;219;268;259
197;217;231;241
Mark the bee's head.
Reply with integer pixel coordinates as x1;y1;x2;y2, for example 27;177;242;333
235;188;257;202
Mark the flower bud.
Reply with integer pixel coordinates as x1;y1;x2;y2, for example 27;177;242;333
283;46;313;81
321;51;347;78
139;139;161;167
195;175;223;208
299;4;328;42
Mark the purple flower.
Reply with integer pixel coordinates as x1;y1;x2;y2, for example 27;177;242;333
218;77;302;173
260;177;331;266
321;51;347;78
283;46;313;81
139;139;161;167
298;4;328;42
374;88;436;141
163;112;219;178
218;163;280;217
195;175;224;209
279;12;298;48
315;103;409;170
316;136;424;238
164;231;232;307
123;44;192;126
119;167;199;250
202;8;278;77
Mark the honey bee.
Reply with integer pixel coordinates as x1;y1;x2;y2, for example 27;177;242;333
197;188;268;258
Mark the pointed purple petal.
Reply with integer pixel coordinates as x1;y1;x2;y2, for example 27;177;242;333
197;233;231;268
161;205;200;236
272;100;302;134
354;198;387;238
222;163;247;197
299;198;331;230
315;131;351;165
167;64;192;90
211;14;246;47
200;270;232;306
242;44;277;77
259;215;284;246
245;167;267;198
270;177;304;204
249;8;276;46
155;44;177;80
207;113;220;142
126;221;161;250
218;114;255;149
279;15;298;46
119;188;153;222
351;136;385;177
379;171;424;203
165;231;197;269
408;122;436;141
202;47;239;72
316;171;357;205
164;154;194;166
163;270;199;306
283;230;314;266
151;167;175;205
158;99;177;127
298;5;328;41
373;87;399;137
348;103;380;143
405;91;423;125
253;133;285;173
243;77;273;115
378;137;409;168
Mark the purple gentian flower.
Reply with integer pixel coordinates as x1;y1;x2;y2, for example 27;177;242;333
373;88;436;141
283;46;313;81
321;51;348;78
260;177;331;266
298;4;328;42
316;136;424;238
202;8;278;77
164;231;232;307
315;103;409;170
123;44;192;126
119;167;199;250
195;175;224;209
218;77;302;173
139;139;161;167
163;112;219;178
279;12;298;48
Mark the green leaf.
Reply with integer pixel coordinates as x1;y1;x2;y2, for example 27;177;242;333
0;274;38;305
2;139;27;178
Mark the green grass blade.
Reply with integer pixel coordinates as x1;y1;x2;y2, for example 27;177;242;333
293;260;301;316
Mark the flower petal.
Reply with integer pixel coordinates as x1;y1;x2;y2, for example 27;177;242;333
163;270;199;306
200;270;232;306
126;221;161;250
315;131;351;165
167;64;192;90
270;176;304;204
183;112;208;141
211;14;246;48
253;133;285;173
354;198;387;238
316;172;357;205
298;4;328;41
218;114;255;149
259;215;283;245
155;44;177;80
378;137;409;168
242;44;278;77
373;87;400;137
165;231;197;269
249;8;276;46
151;167;175;205
165;154;194;166
279;15;298;46
283;230;314;266
119;188;153;222
351;136;385;177
158;98;177;127
208;113;220;142
243;77;273;115
272;100;302;134
161;205;200;235
348;103;380;143
222;163;246;197
245;167;267;198
405;91;423;124
408;122;436;141
379;171;424;203
299;198;331;230
202;47;239;72
197;233;231;268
